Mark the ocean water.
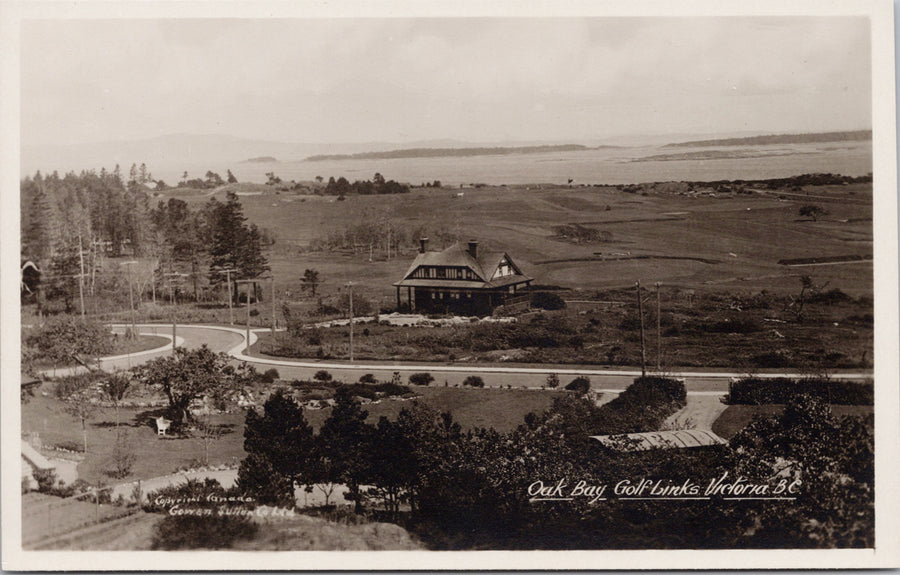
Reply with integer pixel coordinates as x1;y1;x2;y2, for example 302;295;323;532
29;141;871;188
200;141;873;188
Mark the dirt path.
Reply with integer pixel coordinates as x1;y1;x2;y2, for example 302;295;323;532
663;395;729;431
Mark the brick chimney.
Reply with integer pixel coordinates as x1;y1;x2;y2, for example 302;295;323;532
419;237;429;254
467;240;478;258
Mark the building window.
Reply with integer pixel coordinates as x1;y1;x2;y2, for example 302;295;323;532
436;267;446;278
456;268;464;279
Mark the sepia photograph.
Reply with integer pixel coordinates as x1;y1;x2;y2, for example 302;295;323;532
2;0;898;570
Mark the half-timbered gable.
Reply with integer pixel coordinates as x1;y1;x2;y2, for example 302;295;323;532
393;239;533;315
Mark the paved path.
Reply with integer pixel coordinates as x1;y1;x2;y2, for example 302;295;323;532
98;323;872;394
663;395;730;431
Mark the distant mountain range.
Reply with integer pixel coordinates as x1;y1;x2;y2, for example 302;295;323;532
665;130;872;148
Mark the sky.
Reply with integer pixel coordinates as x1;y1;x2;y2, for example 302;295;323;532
20;17;872;147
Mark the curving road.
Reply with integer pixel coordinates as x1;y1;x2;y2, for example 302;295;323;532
105;323;873;395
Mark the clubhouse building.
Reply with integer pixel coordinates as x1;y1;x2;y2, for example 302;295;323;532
394;239;533;316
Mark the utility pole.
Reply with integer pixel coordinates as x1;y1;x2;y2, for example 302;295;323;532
123;261;138;339
235;279;254;355
346;282;355;362
270;276;276;353
165;272;187;356
636;281;646;378
656;282;662;372
215;268;236;325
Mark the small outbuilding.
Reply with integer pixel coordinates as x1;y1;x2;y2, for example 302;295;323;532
591;429;727;453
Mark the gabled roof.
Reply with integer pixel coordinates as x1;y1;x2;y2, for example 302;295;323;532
590;429;727;452
395;242;532;288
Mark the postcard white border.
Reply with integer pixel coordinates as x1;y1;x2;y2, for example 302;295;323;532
2;0;898;570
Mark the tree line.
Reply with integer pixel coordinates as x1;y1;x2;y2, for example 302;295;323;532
21;166;268;313
323;172;410;197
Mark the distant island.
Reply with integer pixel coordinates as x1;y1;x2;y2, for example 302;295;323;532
303;144;600;161
244;156;278;163
665;130;872;148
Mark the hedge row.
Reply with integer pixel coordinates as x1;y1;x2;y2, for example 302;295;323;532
595;376;687;434
725;377;873;405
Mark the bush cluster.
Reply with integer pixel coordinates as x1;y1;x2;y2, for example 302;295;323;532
725;377;873;405
594;376;687;434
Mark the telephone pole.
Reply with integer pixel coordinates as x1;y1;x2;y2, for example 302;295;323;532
346;282;354;362
215;268;236;325
656;282;662;372
234;279;255;355
122;261;138;338
636;281;646;378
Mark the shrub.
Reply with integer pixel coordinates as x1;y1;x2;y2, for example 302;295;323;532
25;315;114;366
565;376;590;394
258;368;280;384
531;292;566;310
545;373;560;388
725;377;873;405
152;512;258;550
358;373;377;384
409;372;435;386
462;375;485;388
595;376;687;434
313;370;333;382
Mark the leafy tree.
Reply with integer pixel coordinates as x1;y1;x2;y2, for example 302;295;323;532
545;373;560;388
102;372;131;428
799;204;828;221
317;386;373;512
338;291;371;317
226;169;238;184
59;377;98;453
408;372;434;386
730;394;874;547
237;391;314;506
462;375;485;388
133;345;252;426
26;316;113;367
301;269;320;296
531;291;566;310
565;376;591;395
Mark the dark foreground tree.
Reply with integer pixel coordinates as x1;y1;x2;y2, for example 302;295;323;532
237;391;315;506
318;386;373;512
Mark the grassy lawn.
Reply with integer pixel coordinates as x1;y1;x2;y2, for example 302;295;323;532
711;404;874;440
23;381;565;486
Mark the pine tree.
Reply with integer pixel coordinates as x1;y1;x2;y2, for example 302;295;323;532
21;176;54;264
318;387;373;513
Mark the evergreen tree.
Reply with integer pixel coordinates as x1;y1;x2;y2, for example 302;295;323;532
318;386;373;512
207;192;269;293
21;176;54;264
237;391;314;506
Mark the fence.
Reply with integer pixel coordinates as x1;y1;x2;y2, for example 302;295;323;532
21;487;134;548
